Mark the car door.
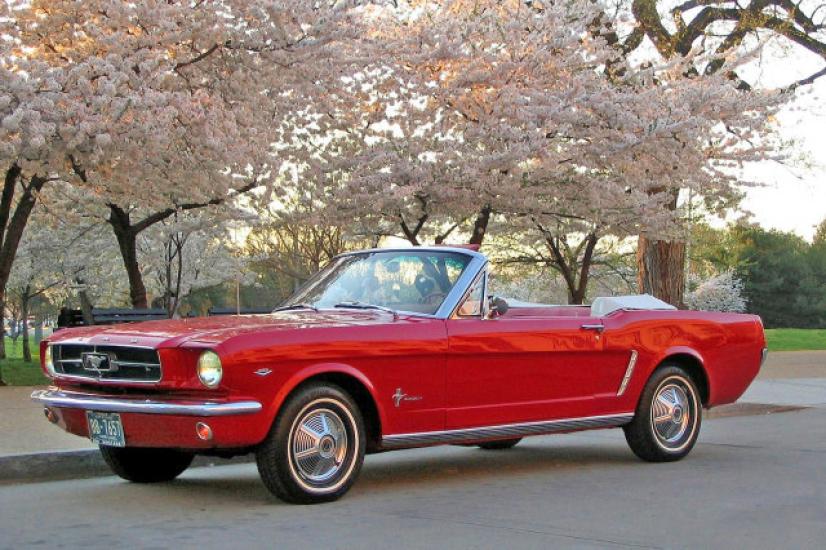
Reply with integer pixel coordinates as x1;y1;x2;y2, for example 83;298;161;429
445;272;629;430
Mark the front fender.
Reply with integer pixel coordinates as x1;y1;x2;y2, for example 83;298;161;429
264;362;387;435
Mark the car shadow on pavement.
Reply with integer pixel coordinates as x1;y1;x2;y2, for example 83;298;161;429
355;441;637;494
95;438;640;506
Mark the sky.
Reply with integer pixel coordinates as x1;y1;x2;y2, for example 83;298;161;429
736;42;826;241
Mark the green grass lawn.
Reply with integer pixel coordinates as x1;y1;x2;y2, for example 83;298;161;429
765;329;826;352
0;337;49;386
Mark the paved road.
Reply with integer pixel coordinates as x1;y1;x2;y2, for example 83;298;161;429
2;407;823;550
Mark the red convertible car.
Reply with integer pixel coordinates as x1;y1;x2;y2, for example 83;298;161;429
33;247;766;503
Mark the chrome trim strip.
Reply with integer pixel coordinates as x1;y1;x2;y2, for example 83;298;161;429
450;267;488;319
433;255;488;319
336;246;485;262
31;389;262;417
53;341;159;350
617;350;639;396
760;347;769;368
47;372;161;386
381;412;633;449
55;359;161;369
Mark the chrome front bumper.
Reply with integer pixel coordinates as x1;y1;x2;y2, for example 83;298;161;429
31;389;262;417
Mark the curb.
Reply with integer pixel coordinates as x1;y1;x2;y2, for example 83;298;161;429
0;449;254;484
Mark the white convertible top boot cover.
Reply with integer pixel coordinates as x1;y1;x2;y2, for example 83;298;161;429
590;294;677;317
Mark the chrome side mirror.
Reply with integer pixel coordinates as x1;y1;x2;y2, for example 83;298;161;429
488;296;509;317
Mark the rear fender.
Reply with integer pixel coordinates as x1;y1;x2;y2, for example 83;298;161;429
653;346;712;404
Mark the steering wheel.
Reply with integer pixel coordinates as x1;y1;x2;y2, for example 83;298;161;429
418;291;447;304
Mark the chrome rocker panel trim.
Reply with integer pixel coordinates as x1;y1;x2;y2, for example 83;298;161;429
31;389;262;417
381;412;634;449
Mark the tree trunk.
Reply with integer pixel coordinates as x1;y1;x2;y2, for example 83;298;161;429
637;188;685;307
21;288;31;362
0;295;5;361
108;206;149;309
0;294;5;384
543;230;599;305
636;234;686;307
468;205;492;246
172;236;184;318
0;169;45;298
570;233;598;305
116;229;148;308
0;165;47;370
163;239;174;316
77;282;95;325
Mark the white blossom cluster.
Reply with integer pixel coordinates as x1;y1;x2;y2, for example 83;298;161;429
685;271;748;313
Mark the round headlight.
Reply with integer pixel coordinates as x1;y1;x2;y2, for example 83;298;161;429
197;351;223;388
44;345;56;377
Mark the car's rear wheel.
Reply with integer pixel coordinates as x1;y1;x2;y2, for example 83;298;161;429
100;446;194;483
478;438;522;450
256;383;365;504
624;365;702;462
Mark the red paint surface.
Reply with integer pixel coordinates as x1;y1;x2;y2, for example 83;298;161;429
42;307;765;450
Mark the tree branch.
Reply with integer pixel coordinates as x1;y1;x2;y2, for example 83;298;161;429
130;178;260;234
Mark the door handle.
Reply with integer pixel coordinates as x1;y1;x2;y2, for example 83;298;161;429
581;323;605;333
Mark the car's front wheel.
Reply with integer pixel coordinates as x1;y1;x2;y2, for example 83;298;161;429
256;383;365;504
100;446;194;483
624;365;702;462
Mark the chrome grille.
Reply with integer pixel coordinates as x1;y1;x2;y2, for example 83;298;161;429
53;344;162;383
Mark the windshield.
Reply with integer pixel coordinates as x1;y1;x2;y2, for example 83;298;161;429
282;250;473;315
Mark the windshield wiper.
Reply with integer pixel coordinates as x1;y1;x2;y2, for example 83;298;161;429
273;303;319;313
334;301;399;320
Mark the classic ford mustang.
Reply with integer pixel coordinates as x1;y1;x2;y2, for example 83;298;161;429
33;246;766;503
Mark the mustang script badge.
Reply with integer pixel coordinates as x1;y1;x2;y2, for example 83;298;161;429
392;388;422;408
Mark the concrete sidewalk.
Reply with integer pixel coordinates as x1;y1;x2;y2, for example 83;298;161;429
0;386;94;455
1;350;824;482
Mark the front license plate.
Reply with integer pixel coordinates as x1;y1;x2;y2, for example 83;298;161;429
86;411;125;447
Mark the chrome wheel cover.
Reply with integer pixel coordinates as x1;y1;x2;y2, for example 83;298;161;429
651;381;695;447
290;407;349;484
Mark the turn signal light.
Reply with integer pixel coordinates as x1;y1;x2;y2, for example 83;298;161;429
44;407;58;424
196;422;213;441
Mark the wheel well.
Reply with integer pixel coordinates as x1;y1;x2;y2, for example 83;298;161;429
293;372;383;453
660;354;710;406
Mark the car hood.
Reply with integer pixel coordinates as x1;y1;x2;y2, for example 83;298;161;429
47;310;405;348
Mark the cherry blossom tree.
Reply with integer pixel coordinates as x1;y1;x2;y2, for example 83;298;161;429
138;213;253;318
1;196;121;370
4;226;64;364
308;0;782;309
307;0;624;246
2;0;374;311
245;196;372;295
591;0;826;305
